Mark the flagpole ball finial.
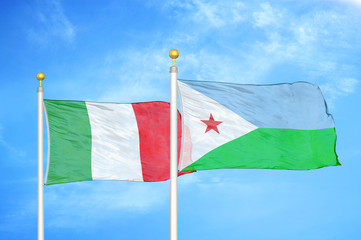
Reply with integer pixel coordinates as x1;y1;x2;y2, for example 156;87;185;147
36;72;45;87
169;49;179;66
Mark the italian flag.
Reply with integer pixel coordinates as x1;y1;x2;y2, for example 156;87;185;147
177;80;340;172
44;100;188;185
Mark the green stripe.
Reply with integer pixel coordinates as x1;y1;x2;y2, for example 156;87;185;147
44;100;92;185
182;128;339;172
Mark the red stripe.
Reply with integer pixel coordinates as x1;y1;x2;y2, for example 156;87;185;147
132;102;191;182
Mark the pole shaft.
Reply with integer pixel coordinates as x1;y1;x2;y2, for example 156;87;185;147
170;66;178;240
37;87;44;240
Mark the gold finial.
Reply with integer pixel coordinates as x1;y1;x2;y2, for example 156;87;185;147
36;72;45;87
169;49;179;66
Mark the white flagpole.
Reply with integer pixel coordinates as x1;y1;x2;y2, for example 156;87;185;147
37;72;45;240
169;49;179;240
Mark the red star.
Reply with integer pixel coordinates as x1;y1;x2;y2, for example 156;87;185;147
201;113;223;134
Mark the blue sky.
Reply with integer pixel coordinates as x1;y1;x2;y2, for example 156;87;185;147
1;0;361;239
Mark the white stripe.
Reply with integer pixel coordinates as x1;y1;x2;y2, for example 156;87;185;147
178;81;258;169
86;102;143;181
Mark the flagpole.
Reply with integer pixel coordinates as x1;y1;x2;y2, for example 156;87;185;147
169;49;179;240
37;72;45;240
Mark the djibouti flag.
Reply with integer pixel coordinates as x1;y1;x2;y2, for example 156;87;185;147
177;79;340;172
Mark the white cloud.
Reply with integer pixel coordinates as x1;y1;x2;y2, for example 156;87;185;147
93;47;171;103
164;0;246;28
89;0;360;107
332;0;361;7
44;1;360;108
192;0;245;27
320;78;359;108
293;26;316;45
243;2;361;92
27;0;75;45
253;2;283;28
163;0;361;100
336;78;358;93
